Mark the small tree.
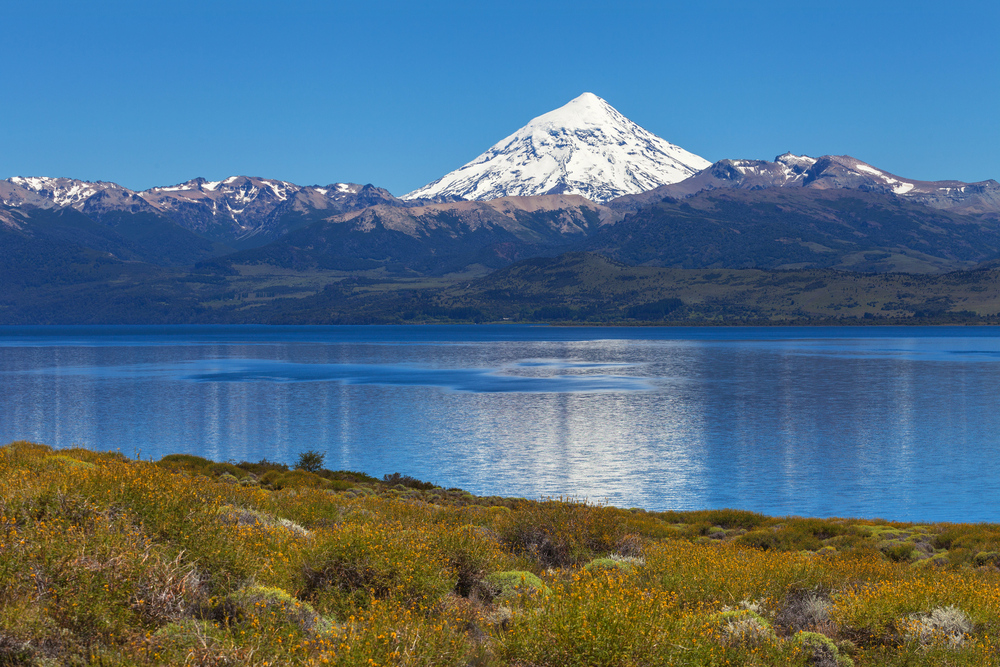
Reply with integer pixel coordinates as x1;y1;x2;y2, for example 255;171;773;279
294;449;325;473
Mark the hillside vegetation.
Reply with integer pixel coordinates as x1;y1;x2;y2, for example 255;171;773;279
588;189;1000;274
7;179;1000;325
434;252;1000;324
7;249;1000;325
5;441;1000;665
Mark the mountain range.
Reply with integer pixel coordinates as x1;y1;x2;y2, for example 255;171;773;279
3;92;1000;324
610;153;1000;218
0;176;460;250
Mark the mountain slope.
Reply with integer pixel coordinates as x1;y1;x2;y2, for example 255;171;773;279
221;195;616;275
404;93;710;203
587;187;1000;273
2;176;459;250
611;153;1000;218
435;251;1000;323
0;202;231;267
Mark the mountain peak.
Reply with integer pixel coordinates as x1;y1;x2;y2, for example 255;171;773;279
5;176;130;207
403;94;710;203
610;153;1000;217
529;92;618;129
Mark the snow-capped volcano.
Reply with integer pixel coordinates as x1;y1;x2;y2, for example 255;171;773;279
403;92;711;203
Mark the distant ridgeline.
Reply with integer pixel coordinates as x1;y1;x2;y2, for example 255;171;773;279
2;95;999;324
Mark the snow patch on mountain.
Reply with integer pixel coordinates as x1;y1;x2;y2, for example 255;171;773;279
8;176;126;207
610;152;1000;218
855;163;883;176
404;92;711;203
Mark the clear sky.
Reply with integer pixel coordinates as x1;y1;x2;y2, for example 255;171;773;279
2;0;997;196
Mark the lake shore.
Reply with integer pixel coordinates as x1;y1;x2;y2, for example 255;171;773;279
4;441;1000;666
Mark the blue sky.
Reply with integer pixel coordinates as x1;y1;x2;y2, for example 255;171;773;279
2;0;997;195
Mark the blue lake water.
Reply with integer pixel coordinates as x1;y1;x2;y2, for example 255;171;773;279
2;324;1000;523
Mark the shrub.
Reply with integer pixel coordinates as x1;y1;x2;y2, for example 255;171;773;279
972;551;1000;567
325;469;380;484
157;453;215;475
498;575;680;665
153;618;218;648
882;542;917;562
13;441;1000;666
0;636;34;666
262;468;332;490
614;533;645;558
659;508;767;531
794;631;854;667
294;449;326;473
905;606;973;647
301;521;454;617
131;552;207;624
738;528;820;552
208;462;243;478
235;458;289;476
225;585;332;635
583;557;634;574
483;571;549;603
382;472;437;490
736;518;856;553
493;498;627;567
433;524;508;598
216;505;310;537
46;454;96;470
777;589;833;633
709;609;775;647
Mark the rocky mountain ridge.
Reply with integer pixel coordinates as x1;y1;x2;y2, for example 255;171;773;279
222;195;617;274
611;153;1000;217
1;175;460;247
4;90;999;279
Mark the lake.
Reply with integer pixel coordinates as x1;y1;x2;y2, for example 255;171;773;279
2;324;999;523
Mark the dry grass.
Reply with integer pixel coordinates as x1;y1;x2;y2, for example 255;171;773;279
5;440;1000;665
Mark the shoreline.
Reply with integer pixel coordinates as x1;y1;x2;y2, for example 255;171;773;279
5;441;1000;666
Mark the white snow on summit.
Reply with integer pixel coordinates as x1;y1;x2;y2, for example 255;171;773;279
403;93;711;203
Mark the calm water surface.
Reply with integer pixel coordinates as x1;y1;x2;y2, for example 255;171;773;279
2;324;999;522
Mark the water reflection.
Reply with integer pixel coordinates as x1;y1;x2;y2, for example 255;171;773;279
2;326;1000;522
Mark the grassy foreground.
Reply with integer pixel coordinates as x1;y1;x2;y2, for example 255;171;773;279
4;443;1000;666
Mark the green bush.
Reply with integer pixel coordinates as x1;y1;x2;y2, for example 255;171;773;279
157;453;214;475
235;458;289;476
208;462;243;478
708;609;775;648
46;454;96;470
225;585;332;635
433;524;510;597
262;468;332;490
659;508;767;531
483;571;549;603
493;498;628;567
301;522;454;617
738;528;821;552
882;542;917;562
584;557;634;574
382;472;437;490
295;449;326;473
973;551;1000;567
794;631;854;666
